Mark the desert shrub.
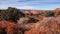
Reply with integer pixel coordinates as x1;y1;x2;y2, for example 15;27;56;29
57;11;60;15
6;7;25;22
43;11;54;17
0;10;6;20
0;7;25;22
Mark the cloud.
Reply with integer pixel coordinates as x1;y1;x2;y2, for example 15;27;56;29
16;6;35;9
0;0;60;10
0;4;35;10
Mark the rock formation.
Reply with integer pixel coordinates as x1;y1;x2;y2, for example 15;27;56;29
0;7;60;34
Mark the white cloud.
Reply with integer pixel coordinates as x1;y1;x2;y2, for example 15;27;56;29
0;4;35;9
5;5;35;9
0;0;60;10
17;6;35;9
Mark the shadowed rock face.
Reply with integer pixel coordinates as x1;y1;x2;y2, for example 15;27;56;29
28;18;39;23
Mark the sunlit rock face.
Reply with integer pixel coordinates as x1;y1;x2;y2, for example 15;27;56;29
54;8;60;16
0;20;17;34
0;16;60;34
17;17;39;34
24;17;60;34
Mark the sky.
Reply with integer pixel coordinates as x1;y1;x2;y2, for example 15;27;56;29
0;0;60;10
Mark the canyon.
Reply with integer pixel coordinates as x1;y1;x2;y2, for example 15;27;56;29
0;7;60;34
